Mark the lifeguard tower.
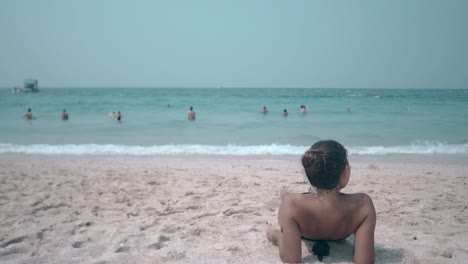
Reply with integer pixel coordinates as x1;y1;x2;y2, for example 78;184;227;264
12;79;39;93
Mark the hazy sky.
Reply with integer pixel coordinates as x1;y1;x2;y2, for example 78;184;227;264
1;0;467;88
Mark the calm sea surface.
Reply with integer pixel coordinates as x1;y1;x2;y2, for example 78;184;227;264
1;88;467;156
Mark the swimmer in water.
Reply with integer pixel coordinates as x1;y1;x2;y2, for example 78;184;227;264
187;106;196;121
282;109;288;117
61;109;69;121
261;106;268;114
300;105;308;113
116;111;122;124
24;108;34;120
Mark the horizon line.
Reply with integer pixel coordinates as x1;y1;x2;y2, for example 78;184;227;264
1;86;467;90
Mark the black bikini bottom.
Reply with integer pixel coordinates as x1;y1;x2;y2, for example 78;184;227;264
301;236;350;261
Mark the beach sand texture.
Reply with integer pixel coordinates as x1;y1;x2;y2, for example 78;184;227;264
0;156;467;263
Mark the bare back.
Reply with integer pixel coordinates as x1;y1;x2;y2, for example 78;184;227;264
277;191;376;263
290;192;371;239
187;111;196;120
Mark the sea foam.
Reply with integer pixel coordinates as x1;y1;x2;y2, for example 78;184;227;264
1;141;466;156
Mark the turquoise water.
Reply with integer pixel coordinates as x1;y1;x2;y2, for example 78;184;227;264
1;88;467;155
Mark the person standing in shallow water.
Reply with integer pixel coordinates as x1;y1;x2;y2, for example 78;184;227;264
282;109;288;118
116;111;122;124
24;108;34;120
261;106;268;114
187;106;196;121
61;109;69;121
266;140;376;263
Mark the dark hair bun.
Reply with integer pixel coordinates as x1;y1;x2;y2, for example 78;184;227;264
301;140;348;190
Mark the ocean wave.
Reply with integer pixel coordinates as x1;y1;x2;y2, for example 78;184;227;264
351;141;468;155
0;141;467;156
0;143;305;156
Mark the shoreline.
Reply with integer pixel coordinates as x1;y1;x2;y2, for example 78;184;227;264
1;152;467;164
1;156;467;263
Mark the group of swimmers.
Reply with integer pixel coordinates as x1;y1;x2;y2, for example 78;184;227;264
23;105;308;123
23;108;69;121
23;104;348;125
23;108;120;123
186;105;308;120
261;105;308;117
109;111;123;123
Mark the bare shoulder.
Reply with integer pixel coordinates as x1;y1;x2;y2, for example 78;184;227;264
358;193;374;208
347;193;376;217
280;191;309;205
278;192;306;227
346;192;374;204
279;191;307;214
279;191;318;219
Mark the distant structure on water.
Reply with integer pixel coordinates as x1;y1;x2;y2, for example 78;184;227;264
12;79;39;93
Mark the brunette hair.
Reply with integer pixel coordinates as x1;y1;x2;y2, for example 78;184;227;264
301;140;348;190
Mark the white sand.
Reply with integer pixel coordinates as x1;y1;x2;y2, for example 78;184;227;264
0;155;467;263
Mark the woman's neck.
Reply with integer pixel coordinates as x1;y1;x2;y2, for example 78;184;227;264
314;188;341;200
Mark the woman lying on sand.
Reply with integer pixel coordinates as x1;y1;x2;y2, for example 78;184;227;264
266;140;376;263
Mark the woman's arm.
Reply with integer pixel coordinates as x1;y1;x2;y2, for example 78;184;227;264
353;194;376;264
276;195;302;263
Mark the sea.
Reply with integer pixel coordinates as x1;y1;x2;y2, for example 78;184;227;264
1;88;467;157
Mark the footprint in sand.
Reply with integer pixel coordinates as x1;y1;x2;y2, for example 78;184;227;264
114;241;130;253
139;218;159;232
431;248;454;259
71;236;91;249
161;225;181;234
0;235;27;248
263;198;280;212
72;241;85;248
36;231;44;240
162;250;186;261
148;235;170;250
0;245;27;257
190;227;203;237
222;207;255;217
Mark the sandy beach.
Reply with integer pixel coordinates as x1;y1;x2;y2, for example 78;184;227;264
0;155;467;263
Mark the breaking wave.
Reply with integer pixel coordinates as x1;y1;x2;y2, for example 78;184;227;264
1;141;467;156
